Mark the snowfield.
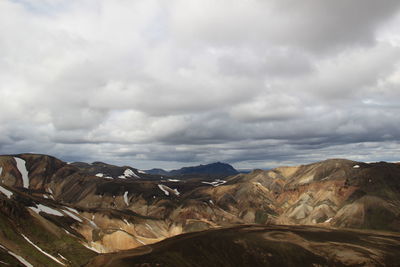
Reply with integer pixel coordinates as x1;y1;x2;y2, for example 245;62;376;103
29;204;63;216
123;191;129;206
201;179;227;187
158;184;180;196
14;157;29;188
124;169;141;179
0;185;13;198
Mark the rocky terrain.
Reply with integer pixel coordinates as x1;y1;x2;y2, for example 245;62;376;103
0;153;399;266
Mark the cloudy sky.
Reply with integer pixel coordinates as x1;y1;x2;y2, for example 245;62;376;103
1;0;400;169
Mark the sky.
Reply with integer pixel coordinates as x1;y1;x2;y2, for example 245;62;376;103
1;0;400;170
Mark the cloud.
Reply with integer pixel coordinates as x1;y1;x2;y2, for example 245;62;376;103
0;0;400;169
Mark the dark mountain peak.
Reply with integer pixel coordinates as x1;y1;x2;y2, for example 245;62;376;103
169;162;239;177
145;162;239;178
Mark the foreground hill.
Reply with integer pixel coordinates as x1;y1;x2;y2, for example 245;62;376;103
0;153;400;266
87;224;400;267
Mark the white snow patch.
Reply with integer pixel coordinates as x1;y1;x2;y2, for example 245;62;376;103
353;165;360;169
47;188;54;195
104;176;113;179
21;234;65;265
0;167;2;176
209;200;214;205
158;184;180;196
95;173;104;177
29;204;63;216
65;207;79;214
81;242;102;253
202;179;227;187
138;170;146;174
85;217;99;228
14;157;29;188
136;238;146;245
58;253;68;262
123;219;130;225
145;223;153;230
167;179;180;182
158;184;169;196
172;188;180;196
123;191;129;206
118;175;126;179
43;195;49;199
8;251;33;267
124;169;141;179
325;217;333;223
0;186;13;198
62;210;83;222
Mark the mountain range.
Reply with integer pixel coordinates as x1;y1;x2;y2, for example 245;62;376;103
0;153;400;266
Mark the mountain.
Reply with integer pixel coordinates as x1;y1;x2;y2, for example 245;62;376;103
1;153;400;266
145;162;239;178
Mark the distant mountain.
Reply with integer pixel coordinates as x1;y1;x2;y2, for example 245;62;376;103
145;162;239;178
144;168;171;176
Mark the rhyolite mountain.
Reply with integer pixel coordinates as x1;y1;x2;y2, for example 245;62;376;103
0;153;400;266
145;162;239;178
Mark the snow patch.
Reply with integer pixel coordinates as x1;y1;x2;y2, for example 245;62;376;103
145;223;153;230
62;210;83;222
158;184;169;196
123;191;129;206
58;253;68;262
201;179;227;187
8;251;33;267
81;242;102;253
158;184;180;196
0;186;13;198
167;179;180;182
325;217;333;223
64;207;79;214
138;170;146;174
95;173;104;177
124;169;141;179
118;175;126;179
29;204;63;216
353;165;360;169
21;234;65;265
14;157;29;188
0;167;2;176
104;176;113;179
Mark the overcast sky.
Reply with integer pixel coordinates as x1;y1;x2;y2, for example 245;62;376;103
1;0;400;169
